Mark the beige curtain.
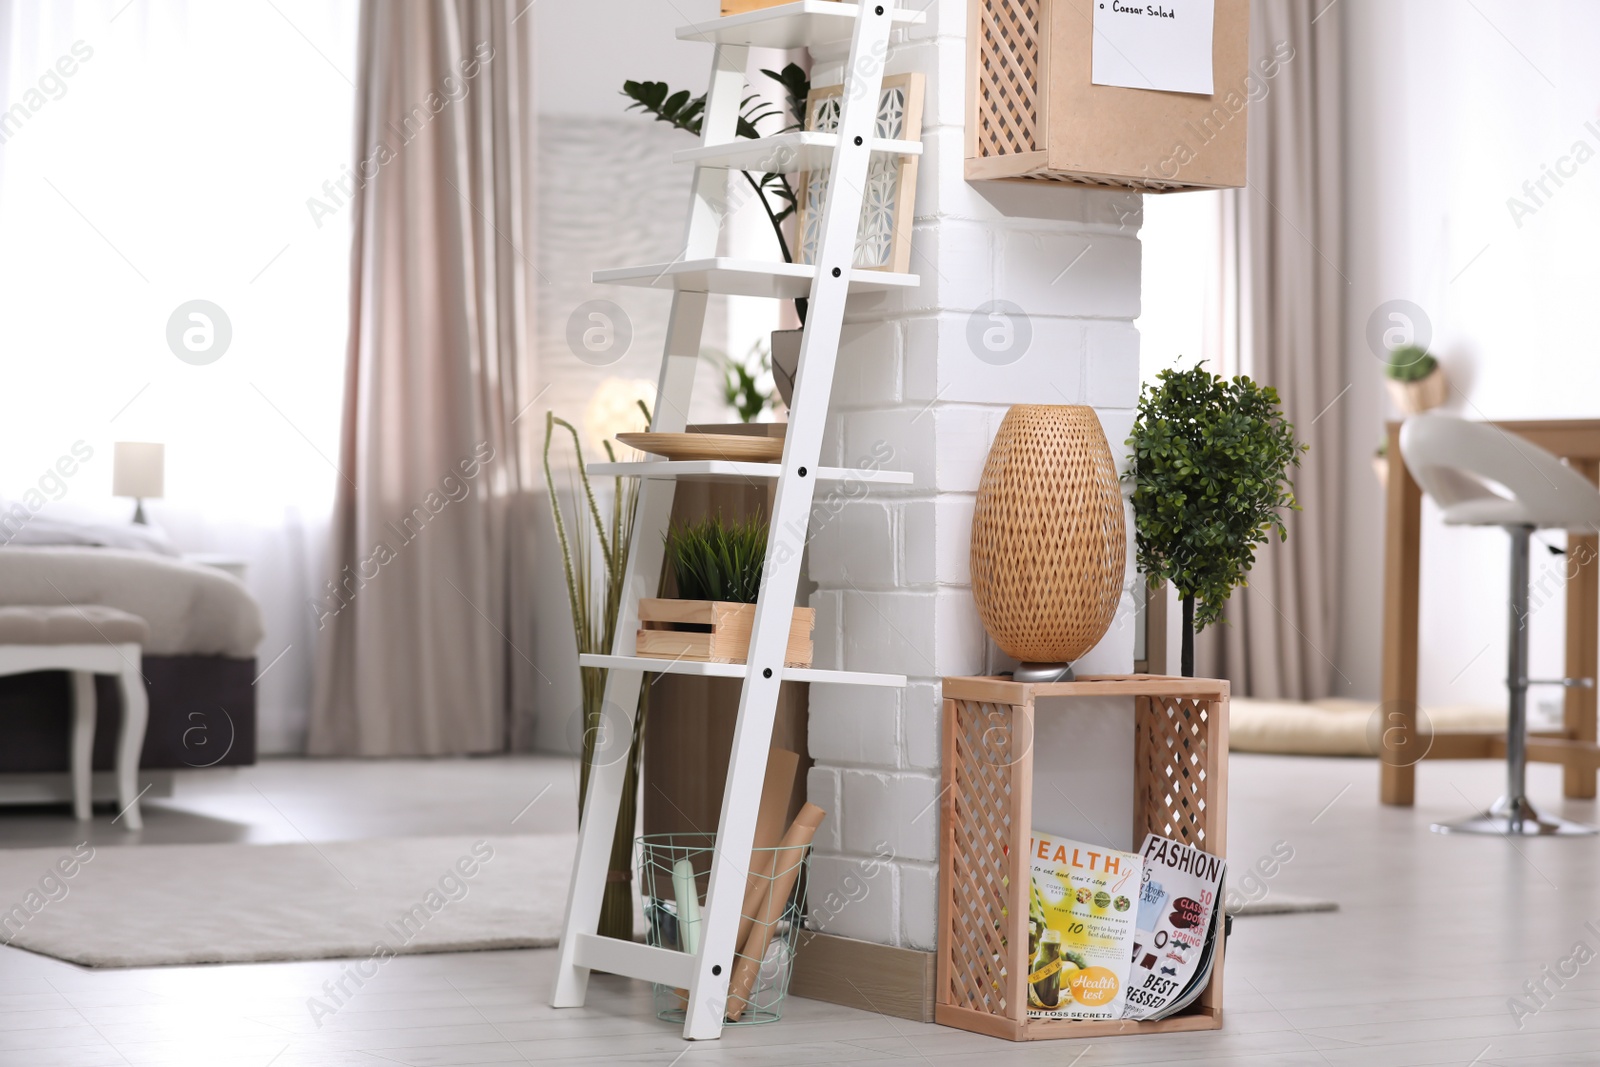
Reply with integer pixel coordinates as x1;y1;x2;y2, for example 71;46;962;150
1197;0;1345;699
310;0;539;756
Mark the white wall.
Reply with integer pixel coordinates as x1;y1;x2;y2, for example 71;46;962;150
1341;0;1600;720
800;0;1145;951
534;0;719;118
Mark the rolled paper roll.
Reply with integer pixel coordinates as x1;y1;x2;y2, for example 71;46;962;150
724;802;826;1022
672;857;702;955
733;749;800;953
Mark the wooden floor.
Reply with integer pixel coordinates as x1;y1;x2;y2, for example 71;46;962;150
2;752;1599;1065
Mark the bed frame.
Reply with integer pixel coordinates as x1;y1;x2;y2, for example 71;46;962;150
0;655;257;776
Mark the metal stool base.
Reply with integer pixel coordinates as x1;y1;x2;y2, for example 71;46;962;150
1432;795;1597;837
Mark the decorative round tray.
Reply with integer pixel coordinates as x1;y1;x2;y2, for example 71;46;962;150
616;432;784;463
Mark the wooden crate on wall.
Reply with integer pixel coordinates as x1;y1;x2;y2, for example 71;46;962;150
967;0;1253;190
937;674;1230;1041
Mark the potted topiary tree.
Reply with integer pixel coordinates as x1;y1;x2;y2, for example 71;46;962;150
1385;344;1447;414
1125;364;1307;677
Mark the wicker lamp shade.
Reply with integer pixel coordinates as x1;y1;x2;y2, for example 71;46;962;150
969;405;1126;664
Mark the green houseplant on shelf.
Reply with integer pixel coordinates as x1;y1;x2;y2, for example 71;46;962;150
543;410;647;941
636;514;815;669
1125;364;1307;677
667;514;768;604
708;339;779;423
623;65;811;406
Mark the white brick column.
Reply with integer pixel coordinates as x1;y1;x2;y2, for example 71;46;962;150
804;0;1145;951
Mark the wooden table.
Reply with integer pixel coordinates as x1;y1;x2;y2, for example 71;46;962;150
1380;419;1600;805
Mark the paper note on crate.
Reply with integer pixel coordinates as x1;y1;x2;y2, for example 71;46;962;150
1121;833;1225;1020
1091;0;1216;96
1024;831;1143;1021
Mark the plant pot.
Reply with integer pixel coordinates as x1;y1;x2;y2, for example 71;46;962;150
969;406;1126;669
636;598;815;668
1386;368;1448;415
771;329;802;409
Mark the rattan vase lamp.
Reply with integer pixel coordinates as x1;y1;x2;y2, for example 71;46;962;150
970;405;1126;682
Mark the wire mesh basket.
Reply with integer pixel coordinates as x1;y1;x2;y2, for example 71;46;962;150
637;831;812;1026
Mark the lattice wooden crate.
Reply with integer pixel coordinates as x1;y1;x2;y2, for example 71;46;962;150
966;0;1251;190
937;675;1230;1041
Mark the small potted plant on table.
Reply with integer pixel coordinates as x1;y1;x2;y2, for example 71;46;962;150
1385;344;1448;414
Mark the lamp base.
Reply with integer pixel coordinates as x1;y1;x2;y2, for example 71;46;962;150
132;500;148;525
1013;662;1075;683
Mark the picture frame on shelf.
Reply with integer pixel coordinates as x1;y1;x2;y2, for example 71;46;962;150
796;72;925;274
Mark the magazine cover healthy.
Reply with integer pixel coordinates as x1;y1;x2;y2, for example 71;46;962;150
1122;833;1227;1020
1025;831;1144;1020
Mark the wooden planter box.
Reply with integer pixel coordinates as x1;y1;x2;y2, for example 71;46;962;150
937;674;1230;1041
1385;370;1448;415
967;0;1251;190
637;599;815;668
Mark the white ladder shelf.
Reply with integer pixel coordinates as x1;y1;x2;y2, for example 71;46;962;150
551;0;919;1042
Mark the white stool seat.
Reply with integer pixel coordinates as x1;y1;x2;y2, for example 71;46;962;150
1401;413;1600;531
0;605;150;830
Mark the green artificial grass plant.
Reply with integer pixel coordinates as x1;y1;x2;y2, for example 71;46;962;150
666;515;769;604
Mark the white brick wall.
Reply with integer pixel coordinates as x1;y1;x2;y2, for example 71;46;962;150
804;0;1144;950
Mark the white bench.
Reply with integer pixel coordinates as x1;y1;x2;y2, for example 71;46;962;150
0;606;150;830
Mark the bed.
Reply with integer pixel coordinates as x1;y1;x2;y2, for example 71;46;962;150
0;545;264;777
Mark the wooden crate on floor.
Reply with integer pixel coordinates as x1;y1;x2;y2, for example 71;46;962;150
937;674;1230;1041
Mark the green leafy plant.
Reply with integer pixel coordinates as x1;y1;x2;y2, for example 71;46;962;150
1125;364;1307;676
1385;344;1438;382
709;341;776;423
666;514;769;604
543;408;648;940
623;64;811;323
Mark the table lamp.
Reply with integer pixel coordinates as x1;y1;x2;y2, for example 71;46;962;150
113;442;164;524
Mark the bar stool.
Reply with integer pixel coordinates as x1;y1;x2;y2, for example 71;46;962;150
1400;413;1600;836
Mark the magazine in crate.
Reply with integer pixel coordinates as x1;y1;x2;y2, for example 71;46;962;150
1025;829;1225;1022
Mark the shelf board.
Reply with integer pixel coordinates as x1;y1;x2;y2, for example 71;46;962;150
579;653;906;689
592;258;919;299
675;132;921;174
587;460;913;485
677;1;925;50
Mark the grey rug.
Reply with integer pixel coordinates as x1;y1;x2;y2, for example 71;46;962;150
0;834;575;968
1229;893;1338;917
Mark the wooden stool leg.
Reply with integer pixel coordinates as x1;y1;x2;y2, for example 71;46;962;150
1380;425;1423;806
115;651;148;831
69;671;95;821
1564;524;1598;800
